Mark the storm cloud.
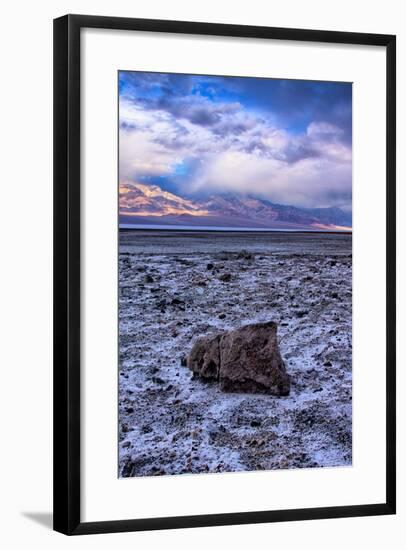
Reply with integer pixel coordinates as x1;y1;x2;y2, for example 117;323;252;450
119;71;352;211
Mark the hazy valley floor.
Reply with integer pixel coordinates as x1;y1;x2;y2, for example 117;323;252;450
119;231;352;477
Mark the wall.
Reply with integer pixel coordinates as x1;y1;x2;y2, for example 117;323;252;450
0;0;404;548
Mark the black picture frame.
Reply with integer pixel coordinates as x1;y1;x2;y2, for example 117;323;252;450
53;14;396;535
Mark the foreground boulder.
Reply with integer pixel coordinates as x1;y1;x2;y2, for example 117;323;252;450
187;321;290;396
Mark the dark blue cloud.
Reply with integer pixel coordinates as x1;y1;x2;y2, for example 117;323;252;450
119;71;351;142
213;77;352;142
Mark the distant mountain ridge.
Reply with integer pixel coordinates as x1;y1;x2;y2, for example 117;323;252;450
119;181;352;231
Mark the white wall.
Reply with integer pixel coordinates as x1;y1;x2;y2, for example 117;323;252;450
0;0;404;548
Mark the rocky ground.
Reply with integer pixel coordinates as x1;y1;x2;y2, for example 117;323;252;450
118;231;352;477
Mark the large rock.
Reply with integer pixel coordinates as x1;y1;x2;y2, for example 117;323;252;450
187;321;290;396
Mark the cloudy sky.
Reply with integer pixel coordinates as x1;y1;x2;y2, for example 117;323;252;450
119;71;352;211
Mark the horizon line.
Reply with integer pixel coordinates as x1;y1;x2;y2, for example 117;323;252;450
119;223;352;235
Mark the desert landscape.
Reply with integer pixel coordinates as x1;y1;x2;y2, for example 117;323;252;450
118;230;352;477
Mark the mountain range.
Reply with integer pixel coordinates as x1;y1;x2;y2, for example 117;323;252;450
119;181;352;231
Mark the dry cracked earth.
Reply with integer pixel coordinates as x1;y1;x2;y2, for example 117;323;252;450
118;231;352;477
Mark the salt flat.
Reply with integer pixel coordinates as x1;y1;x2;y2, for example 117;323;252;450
118;231;352;477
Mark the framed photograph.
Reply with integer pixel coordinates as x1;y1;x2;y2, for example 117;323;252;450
53;14;396;535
